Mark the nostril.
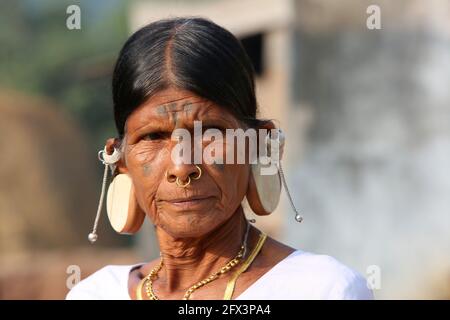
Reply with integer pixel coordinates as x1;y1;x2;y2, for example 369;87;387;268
189;171;199;180
189;165;202;180
165;171;177;183
166;165;201;184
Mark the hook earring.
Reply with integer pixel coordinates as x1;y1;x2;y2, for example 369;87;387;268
88;147;122;243
247;210;257;224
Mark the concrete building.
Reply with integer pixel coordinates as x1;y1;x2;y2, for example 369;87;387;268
128;0;450;299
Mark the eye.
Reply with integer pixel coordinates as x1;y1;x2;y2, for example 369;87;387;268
142;132;165;141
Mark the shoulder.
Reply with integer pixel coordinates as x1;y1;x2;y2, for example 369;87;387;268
240;250;373;300
66;264;136;300
291;250;373;299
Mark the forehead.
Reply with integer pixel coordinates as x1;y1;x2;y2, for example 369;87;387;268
125;87;237;132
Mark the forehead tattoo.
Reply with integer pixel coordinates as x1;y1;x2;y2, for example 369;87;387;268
154;100;203;127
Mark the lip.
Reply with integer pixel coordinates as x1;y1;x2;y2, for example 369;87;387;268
164;195;216;209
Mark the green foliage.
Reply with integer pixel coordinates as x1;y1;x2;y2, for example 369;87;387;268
0;0;130;149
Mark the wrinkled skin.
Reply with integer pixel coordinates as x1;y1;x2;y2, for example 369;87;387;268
106;87;295;300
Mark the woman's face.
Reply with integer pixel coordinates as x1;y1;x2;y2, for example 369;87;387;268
119;87;250;238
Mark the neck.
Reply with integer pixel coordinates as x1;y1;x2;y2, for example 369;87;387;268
154;206;252;292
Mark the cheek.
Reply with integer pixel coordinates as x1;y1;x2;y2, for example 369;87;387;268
210;163;249;206
125;144;168;214
203;139;250;205
224;141;250;193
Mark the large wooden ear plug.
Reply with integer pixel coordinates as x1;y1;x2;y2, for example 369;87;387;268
245;129;303;222
106;173;145;234
246;130;283;216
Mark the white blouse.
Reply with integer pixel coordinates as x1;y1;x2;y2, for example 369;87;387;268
66;249;373;300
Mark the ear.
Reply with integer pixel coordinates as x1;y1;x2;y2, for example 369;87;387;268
104;138;145;235
256;120;276;150
105;137;128;174
258;120;276;131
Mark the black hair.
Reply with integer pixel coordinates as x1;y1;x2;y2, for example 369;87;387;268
112;17;267;139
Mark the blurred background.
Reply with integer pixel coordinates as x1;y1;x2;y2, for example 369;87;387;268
0;0;449;299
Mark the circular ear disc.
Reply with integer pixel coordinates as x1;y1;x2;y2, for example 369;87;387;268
246;129;284;216
106;173;145;234
246;164;282;215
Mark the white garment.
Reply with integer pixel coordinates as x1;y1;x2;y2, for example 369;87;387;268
66;250;373;300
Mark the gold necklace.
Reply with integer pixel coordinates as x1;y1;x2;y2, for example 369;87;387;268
139;245;245;300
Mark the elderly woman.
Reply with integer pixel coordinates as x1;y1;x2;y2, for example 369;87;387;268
66;17;372;300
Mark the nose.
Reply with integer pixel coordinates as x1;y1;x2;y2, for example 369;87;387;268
166;164;201;185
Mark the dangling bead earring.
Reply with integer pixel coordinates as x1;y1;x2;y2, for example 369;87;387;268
276;161;303;223
88;147;122;243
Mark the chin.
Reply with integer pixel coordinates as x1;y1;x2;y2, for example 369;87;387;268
156;210;226;239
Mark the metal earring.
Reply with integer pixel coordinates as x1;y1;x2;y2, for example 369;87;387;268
88;147;122;243
277;161;303;223
247;210;257;223
270;129;303;223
